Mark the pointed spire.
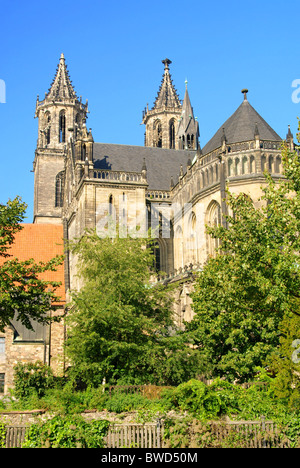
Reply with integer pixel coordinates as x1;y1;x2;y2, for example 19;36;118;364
45;53;78;102
286;124;293;140
152;59;181;110
221;127;227;145
142;158;147;172
177;80;199;150
286;125;294;150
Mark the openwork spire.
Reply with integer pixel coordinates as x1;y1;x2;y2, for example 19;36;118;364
45;53;78;102
152;58;181;110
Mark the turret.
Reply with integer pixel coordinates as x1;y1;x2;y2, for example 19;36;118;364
33;54;88;224
142;59;182;149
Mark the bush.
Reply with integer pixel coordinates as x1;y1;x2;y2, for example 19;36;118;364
162;379;240;419
0;422;6;448
103;392;156;413
13;362;55;399
23;415;110;448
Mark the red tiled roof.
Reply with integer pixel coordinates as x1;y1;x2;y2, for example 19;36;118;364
0;223;65;303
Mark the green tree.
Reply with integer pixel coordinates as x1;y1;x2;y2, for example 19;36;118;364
269;311;300;409
65;230;201;386
188;123;300;382
0;197;63;331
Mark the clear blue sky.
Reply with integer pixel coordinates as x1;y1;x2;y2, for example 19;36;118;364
0;0;299;222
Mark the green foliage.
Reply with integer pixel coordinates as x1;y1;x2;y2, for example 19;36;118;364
13;362;55;399
23;415;109;448
269;312;300;409
103;392;162;414
0;422;6;448
162;379;239;419
65;230;200;386
161;377;291;422
0;196;64;331
189;124;300;383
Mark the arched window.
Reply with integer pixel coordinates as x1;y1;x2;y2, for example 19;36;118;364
275;155;282;173
268;155;274;173
250;155;255;173
206;201;221;257
55;172;64;207
175;225;184;269
169;119;176;149
187;134;191;149
59;110;66;143
109;194;113;216
81;144;86;161
74;113;80;140
241;156;247;174
153;120;162;148
188;212;198;264
152;240;161;273
156;122;162;147
228;159;233;177
45;112;51;145
235;158;240;176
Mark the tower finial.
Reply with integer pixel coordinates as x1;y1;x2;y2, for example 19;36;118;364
241;88;249;101
162;58;172;70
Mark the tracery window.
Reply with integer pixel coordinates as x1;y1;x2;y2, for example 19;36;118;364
59;110;66;143
169;119;175;149
55;171;64;207
45;112;51;145
206;201;221;257
154;120;162;148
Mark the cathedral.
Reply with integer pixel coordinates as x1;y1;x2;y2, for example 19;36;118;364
0;54;295;393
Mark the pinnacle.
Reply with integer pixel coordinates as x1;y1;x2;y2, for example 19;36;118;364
152;59;181;110
45;53;77;102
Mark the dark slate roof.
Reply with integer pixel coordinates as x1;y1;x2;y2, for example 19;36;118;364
93;143;196;191
202;97;282;155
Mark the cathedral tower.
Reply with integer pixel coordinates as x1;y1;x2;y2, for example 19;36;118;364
33;53;88;224
142;59;182;149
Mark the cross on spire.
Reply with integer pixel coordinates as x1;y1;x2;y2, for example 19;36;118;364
162;58;172;70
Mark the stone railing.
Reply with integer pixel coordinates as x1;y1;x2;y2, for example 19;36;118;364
146;190;171;200
93;170;146;184
150;262;202;284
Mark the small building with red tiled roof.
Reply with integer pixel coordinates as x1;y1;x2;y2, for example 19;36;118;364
0;224;65;394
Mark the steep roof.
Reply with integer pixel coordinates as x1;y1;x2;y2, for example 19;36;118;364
152;59;182;110
45;53;78;102
93;143;196;190
202;90;282;155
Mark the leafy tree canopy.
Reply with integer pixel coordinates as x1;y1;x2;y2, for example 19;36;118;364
65;230;202;386
0;197;63;331
188;122;300;383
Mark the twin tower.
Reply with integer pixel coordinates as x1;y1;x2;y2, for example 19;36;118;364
33;55;199;224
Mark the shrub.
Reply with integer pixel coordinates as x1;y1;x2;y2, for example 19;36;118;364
0;422;6;448
103;392;155;413
23;415;109;448
13;362;55;399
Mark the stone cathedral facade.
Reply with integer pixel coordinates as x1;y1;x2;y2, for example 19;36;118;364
0;54;295;393
33;54;294;319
